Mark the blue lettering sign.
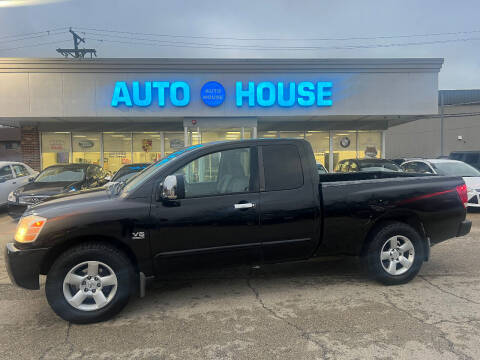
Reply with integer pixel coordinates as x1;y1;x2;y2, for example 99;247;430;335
235;81;332;107
236;81;255;107
201;81;226;107
111;81;132;107
111;81;190;107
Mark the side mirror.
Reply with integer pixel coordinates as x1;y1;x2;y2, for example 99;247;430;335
104;175;112;181
159;174;185;201
28;177;35;182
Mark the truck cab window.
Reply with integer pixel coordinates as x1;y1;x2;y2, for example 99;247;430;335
175;147;251;198
262;144;303;191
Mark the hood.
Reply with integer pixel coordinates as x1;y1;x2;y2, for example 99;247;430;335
26;187;114;217
15;181;83;197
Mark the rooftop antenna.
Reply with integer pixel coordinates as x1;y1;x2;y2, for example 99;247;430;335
56;28;97;59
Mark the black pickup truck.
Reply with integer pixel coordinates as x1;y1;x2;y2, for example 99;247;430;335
5;139;471;323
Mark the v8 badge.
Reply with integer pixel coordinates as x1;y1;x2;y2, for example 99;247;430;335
132;232;145;240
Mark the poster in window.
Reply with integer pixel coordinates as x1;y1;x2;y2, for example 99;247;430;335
142;139;152;152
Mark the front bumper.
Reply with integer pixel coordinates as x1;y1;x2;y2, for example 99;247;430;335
457;220;472;237
4;242;49;290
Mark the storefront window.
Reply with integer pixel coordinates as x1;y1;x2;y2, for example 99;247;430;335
201;129;243;143
279;131;305;139
133;132;162;164
164;132;185;156
103;132;132;173
305;131;330;167
358;131;382;159
257;131;278;139
41;132;71;169
72;132;101;165
332;131;357;170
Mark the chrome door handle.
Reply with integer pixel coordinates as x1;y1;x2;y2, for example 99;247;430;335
234;202;255;209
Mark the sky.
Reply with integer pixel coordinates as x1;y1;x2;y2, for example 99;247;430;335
0;0;479;89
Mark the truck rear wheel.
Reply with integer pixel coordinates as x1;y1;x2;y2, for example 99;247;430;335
365;222;425;285
45;242;135;324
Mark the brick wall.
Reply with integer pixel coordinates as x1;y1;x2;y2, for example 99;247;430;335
21;126;41;171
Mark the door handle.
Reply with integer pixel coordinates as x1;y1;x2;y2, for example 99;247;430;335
234;202;255;209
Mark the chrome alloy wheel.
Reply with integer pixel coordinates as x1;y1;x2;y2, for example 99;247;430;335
380;235;415;276
63;261;118;311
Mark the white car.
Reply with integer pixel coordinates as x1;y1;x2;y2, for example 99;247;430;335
0;161;38;207
401;159;480;208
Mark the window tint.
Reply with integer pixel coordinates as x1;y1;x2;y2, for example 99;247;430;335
263;144;303;191
175;147;251;198
0;166;13;182
465;153;479;164
12;164;29;177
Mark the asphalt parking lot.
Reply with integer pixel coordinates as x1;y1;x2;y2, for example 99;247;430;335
0;212;479;359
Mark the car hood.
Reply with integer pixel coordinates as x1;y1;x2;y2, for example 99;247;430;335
26;187;113;216
15;181;82;196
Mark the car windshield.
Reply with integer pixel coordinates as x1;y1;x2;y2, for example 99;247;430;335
358;161;402;172
431;162;480;177
122;145;204;194
35;166;85;182
112;165;149;182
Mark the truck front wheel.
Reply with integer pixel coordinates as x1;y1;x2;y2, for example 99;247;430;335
365;222;425;285
45;242;135;324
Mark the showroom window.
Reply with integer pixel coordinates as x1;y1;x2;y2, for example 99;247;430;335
332;131;358;170
133;132;162;164
72;132;101;165
357;131;382;159
103;132;132;173
41;132;71;168
305;131;330;167
164;132;185;156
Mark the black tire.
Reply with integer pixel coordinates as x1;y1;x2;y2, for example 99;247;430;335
365;222;425;285
45;242;136;324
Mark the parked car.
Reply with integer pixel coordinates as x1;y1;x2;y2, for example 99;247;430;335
107;163;150;185
335;158;402;173
7;163;110;218
400;159;480;208
5;139;471;323
449;151;480;171
0;162;38;207
316;163;327;174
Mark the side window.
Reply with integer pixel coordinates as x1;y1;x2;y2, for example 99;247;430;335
334;162;342;172
86;166;97;179
340;161;349;172
175;147;251;198
12;164;29;177
402;162;416;173
415;162;433;174
465;153;479;164
349;161;359;172
0;166;13;182
262;144;303;191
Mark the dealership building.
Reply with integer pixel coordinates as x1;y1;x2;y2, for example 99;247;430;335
0;58;443;172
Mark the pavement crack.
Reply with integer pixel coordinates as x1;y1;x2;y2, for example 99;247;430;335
382;291;474;360
246;269;329;357
419;275;480;305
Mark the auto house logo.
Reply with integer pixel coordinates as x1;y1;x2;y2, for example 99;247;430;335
111;80;333;109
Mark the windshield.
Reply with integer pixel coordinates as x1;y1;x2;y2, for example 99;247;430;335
112;164;149;182
431;162;480;177
359;161;402;172
35;167;85;182
122;145;203;193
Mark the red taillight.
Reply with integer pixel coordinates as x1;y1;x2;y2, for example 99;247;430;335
456;184;468;208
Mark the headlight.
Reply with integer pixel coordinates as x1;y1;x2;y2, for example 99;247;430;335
14;215;47;243
7;191;16;202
